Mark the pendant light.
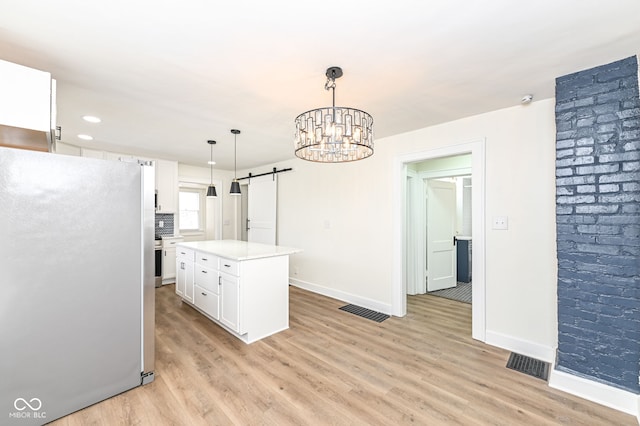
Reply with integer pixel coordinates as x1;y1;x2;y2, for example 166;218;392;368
229;129;241;195
206;140;217;198
294;66;374;163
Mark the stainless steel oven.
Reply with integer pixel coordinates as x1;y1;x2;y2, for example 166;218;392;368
154;238;162;287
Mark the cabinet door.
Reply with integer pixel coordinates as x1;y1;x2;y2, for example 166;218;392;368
176;258;185;296
176;257;194;302
155;159;178;213
183;261;194;303
0;59;52;132
220;273;240;333
163;246;177;282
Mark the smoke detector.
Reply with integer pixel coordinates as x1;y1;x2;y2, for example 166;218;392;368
521;94;534;104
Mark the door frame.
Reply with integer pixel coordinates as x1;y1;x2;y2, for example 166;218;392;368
392;139;486;341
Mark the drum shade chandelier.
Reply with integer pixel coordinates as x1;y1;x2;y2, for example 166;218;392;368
229;129;241;195
206;140;217;198
294;66;374;163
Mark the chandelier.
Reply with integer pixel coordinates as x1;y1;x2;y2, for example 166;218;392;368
294;67;374;163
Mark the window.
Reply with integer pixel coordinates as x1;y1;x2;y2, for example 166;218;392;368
179;188;205;231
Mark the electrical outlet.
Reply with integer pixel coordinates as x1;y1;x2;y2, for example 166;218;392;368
159;220;164;228
492;216;508;230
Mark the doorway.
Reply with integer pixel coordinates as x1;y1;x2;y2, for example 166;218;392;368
406;169;472;296
392;139;486;342
238;174;278;244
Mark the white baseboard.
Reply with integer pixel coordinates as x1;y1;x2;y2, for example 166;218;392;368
289;278;393;315
549;369;639;417
484;330;555;363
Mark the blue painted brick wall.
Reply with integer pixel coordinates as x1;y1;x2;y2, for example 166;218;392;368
555;56;640;393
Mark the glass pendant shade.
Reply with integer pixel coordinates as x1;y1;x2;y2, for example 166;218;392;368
294;67;374;163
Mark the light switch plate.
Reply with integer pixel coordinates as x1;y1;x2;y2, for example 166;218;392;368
492;216;508;230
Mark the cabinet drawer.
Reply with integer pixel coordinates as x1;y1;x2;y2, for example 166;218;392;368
194;285;219;320
196;251;218;269
219;258;239;276
176;247;195;261
194;266;219;294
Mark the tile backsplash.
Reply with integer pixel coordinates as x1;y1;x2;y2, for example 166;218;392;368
155;213;174;237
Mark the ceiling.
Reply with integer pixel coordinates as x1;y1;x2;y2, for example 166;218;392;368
1;0;640;170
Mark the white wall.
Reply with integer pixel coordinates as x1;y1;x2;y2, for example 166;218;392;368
268;97;557;356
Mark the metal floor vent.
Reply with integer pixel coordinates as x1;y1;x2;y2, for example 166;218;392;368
339;304;389;323
506;352;550;381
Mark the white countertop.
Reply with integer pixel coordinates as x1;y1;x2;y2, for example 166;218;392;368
178;240;302;261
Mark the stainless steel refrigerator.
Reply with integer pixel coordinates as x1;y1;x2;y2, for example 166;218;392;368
0;147;155;425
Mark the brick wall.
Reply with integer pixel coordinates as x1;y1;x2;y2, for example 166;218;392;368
555;56;640;393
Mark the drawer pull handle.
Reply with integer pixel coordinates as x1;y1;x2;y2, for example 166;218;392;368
202;257;208;261
224;264;231;268
201;292;207;296
202;270;207;274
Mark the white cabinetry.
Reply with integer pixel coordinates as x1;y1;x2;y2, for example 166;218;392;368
162;236;183;284
0;59;56;151
155;159;178;213
193;252;220;320
220;270;240;333
176;247;194;302
175;241;299;344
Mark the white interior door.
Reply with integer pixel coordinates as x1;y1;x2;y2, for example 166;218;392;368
426;179;457;291
248;174;277;245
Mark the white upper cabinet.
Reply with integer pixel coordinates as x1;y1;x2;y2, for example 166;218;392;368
155;159;178;213
0;59;56;151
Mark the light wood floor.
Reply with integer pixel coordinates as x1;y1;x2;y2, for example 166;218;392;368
51;285;635;425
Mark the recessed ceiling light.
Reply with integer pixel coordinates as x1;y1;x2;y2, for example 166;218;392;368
82;115;101;123
78;134;94;140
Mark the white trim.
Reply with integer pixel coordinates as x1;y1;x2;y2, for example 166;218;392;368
405;169;423;295
289;278;393;315
392;139;486;341
485;330;555;363
418;167;472;180
549;369;639;416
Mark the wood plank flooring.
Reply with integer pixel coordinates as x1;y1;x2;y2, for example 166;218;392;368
51;285;635;425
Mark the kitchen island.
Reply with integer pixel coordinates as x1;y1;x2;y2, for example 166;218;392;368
175;240;301;343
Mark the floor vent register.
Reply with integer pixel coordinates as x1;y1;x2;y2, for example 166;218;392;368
506;352;550;381
339;304;389;323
